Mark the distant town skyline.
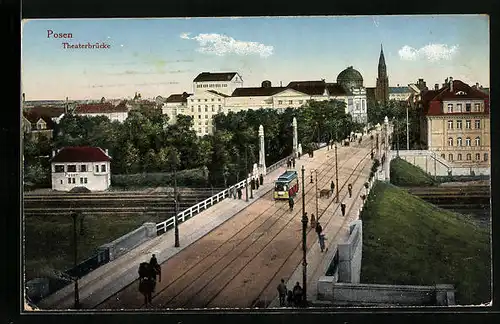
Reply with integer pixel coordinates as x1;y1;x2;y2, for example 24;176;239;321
22;15;489;100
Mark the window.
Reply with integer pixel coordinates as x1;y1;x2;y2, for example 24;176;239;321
60;180;63;184
80;165;87;172
299;100;303;104
475;137;481;146
101;164;106;172
218;99;221;102
80;177;84;184
205;121;208;125
448;154;453;161
278;100;283;105
205;115;208;119
84;177;88;184
211;98;214;102
205;128;208;134
212;105;215;112
198;106;201;112
466;120;471;129
54;165;64;173
466;103;471;112
95;165;99;172
447;103;453;113
441;154;445;159
465;137;471;146
198;121;201;125
456;103;462;112
456;120;462;129
205;106;208;112
218;105;222;110
448;137;453;146
72;178;76;184
68;178;71;184
475;120;481;129
466;153;472;161
191;107;194;113
457;137;462;146
67;165;76;172
457;153;462;161
191;99;194;102
205;99;208;102
198;99;201;102
484;153;488;161
474;103;480;112
447;120;453;129
198;127;201;133
289;100;293;105
198;115;201;119
475;153;480;160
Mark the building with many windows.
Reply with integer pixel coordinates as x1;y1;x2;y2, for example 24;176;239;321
164;69;368;136
420;78;490;168
51;146;112;191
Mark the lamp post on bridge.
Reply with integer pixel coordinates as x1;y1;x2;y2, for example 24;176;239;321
334;143;339;203
311;169;319;221
170;149;180;248
301;165;308;305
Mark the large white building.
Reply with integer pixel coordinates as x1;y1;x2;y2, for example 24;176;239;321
164;68;368;136
51;146;112;191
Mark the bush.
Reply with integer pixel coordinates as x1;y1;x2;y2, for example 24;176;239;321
111;168;208;188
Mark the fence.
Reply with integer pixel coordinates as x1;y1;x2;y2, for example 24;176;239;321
156;154;293;235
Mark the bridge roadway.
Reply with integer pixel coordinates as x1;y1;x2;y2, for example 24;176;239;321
38;135;377;310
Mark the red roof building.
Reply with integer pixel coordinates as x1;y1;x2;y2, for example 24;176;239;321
51;147;111;163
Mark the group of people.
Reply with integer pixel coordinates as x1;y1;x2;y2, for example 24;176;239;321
138;254;162;306
277;279;306;307
287;157;296;168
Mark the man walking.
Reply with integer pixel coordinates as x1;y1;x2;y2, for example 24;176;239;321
319;233;326;252
292;282;303;307
348;184;353;198
277;279;288;306
292;158;296;168
310;213;316;229
330;181;335;194
237;187;242;199
288;197;294;211
341;203;346;216
315;221;323;239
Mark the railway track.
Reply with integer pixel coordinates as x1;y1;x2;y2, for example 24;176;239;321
96;138;374;309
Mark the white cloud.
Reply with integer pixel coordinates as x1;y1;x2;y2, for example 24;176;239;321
180;32;273;58
398;43;459;62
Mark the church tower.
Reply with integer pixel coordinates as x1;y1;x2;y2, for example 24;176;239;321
375;44;389;104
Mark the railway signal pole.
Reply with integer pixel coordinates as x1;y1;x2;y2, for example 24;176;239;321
301;165;308;305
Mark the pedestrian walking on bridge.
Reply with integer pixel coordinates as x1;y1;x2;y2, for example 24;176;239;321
340;203;346;216
310;213;316;229
318;233;326;252
288;197;294;211
237;187;242;199
315;221;323;239
277;279;287;306
292;158;296;168
292;282;303;307
259;173;264;185
330;181;335;193
348;184;353;198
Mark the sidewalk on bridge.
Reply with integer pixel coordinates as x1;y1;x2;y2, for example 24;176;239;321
267;138;374;308
37;154;315;309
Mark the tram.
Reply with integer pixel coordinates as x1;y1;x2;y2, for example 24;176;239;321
274;170;299;200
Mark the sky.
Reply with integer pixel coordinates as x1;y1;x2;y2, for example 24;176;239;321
21;15;489;100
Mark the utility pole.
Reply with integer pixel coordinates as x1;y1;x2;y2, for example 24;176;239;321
335;144;339;203
314;170;319;221
71;212;80;309
406;103;410;150
245;147;249;202
301;165;308;305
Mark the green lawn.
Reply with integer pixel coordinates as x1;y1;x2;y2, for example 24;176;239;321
360;181;491;305
390;157;436;187
24;213;166;281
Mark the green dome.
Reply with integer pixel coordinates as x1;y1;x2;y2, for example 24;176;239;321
337;66;364;89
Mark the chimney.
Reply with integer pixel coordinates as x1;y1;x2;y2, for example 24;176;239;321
52;150;56;157
280;81;283;87
105;148;109;156
476;82;479;88
435;84;439;90
449;77;453;92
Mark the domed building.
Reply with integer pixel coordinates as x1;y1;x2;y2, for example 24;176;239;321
337;66;364;91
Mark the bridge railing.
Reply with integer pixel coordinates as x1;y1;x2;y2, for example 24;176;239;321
156;155;293;235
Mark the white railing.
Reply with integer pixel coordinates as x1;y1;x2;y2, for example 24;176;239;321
156;154;293;235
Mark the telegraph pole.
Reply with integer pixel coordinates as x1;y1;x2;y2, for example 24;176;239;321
301;165;308;305
71;212;80;309
245;147;249;202
314;170;319;221
335;144;339;203
174;165;179;247
406;104;410;150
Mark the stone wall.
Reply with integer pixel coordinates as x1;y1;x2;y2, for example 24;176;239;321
338;220;362;283
99;222;157;261
316;282;455;306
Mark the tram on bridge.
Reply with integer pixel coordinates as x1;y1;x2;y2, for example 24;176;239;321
274;170;299;200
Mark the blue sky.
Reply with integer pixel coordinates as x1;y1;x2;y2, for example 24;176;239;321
21;15;489;100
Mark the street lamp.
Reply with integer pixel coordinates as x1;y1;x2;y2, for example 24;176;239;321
71;212;81;309
311;170;319;221
300;165;308;305
334;143;339;203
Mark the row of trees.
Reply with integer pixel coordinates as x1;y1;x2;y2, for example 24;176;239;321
24;100;364;188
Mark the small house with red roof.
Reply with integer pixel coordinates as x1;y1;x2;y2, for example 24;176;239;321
419;78;490;168
22;110;57;140
50;147;112;191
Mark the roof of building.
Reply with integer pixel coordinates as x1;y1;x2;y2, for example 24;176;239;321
75;103;128;114
207;90;230;97
389;86;411;94
193;72;238;82
23;111;56;128
326;83;350;96
165;93;191;103
422;80;489;116
51;147;111;163
337;66;363;83
287;80;328;96
25;106;65;118
231;86;287;97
